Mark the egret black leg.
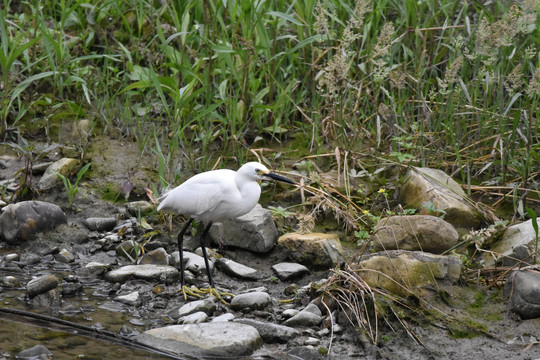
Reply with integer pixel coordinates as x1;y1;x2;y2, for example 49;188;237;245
199;222;214;288
177;218;194;287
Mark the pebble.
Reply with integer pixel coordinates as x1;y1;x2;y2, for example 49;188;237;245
82;217;118;232
5;253;19;262
215;258;260;280
212;313;235;322
2;275;20;287
61;282;83;297
26;274;59;298
179;311;208;324
230;291;272;311
126;201;154;215
174;298;216;319
281;309;299;319
105;264;179;283
172;251;214;275
271;262;309;281
55;248;75;263
115;291;142;307
81;262;109;276
304;337;320;346
283;303;323;327
139;247;169;265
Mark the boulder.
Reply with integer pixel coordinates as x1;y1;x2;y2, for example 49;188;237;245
0;201;67;244
399;167;484;229
372;215;459;254
356;250;462;296
277;232;343;268
484;219;540;267
504;270;540;319
209;204;278;253
137;323;262;357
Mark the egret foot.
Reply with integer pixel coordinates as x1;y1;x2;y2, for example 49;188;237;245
179;285;234;305
180;285;206;301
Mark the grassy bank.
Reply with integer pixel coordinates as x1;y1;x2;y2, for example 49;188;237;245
1;0;539;228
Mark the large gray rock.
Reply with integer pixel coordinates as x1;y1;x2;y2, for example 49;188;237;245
372;215;459;254
277;232;343;268
356;250;462;296
399;167;484;229
137;323;262;357
0;201;67;244
484;219;540;267
209;204;278;253
504;270;540;319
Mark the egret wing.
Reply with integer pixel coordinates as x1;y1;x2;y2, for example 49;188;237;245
157;169;239;218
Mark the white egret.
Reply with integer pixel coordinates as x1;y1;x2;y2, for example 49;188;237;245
157;162;295;299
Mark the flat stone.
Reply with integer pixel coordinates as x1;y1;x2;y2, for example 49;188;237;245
230;291;272;311
174;298;216;319
277;232;343;268
16;344;53;359
216;258;260;280
115;291;141;307
212;313;235;322
27;274;59;298
235;318;300;343
105;264;179;283
180;311;208;324
271;262;309;281
137;323;262;358
372;215;459;254
82;217;118;232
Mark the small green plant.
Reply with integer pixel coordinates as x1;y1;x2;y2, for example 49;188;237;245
2;136;60;199
55;162;91;209
421;201;447;219
268;205;295;218
526;207;539;263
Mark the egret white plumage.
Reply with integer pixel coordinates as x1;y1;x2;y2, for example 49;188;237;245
157;162;295;299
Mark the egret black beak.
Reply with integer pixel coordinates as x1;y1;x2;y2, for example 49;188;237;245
264;172;296;185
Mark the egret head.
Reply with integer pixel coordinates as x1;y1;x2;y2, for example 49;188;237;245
240;162;295;184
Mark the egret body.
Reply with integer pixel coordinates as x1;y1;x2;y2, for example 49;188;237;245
157;162;295;295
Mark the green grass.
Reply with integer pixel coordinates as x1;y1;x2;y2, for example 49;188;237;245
0;0;539;226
